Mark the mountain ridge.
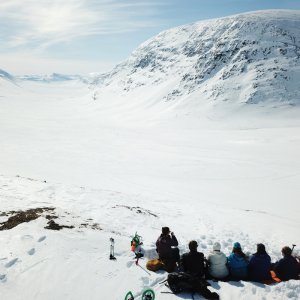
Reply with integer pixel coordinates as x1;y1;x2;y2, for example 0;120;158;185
16;73;81;82
82;10;300;115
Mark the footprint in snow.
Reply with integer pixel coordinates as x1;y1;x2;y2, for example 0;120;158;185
27;248;35;256
5;258;18;268
38;236;46;242
141;277;150;285
126;261;134;268
0;275;6;282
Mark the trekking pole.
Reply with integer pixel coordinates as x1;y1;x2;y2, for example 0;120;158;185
135;249;144;265
292;244;296;253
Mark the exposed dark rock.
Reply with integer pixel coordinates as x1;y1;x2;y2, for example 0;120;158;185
0;207;55;231
44;220;74;231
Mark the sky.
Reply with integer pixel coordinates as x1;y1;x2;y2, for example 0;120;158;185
0;0;299;76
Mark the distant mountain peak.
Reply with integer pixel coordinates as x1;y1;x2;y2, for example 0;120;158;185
16;73;82;82
0;69;15;82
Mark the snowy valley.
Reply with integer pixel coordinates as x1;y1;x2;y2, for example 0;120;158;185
0;10;300;300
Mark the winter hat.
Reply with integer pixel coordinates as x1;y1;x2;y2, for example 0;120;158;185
233;242;241;249
213;242;221;251
162;227;170;236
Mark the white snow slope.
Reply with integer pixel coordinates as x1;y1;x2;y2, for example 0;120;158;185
1;10;300;300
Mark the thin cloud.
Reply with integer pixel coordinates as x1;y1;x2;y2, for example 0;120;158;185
0;0;167;53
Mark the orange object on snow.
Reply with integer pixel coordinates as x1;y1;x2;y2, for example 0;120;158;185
131;242;136;251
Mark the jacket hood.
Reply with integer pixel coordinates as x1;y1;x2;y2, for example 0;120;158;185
210;250;224;256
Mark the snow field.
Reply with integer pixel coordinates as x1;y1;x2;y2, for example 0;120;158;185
0;175;299;299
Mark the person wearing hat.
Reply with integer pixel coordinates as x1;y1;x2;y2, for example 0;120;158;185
156;227;179;262
248;243;272;281
273;246;299;281
206;242;229;279
227;242;248;280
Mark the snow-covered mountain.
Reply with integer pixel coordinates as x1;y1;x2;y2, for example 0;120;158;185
17;73;81;82
83;10;300;111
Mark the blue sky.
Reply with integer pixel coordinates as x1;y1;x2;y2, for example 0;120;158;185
0;0;299;75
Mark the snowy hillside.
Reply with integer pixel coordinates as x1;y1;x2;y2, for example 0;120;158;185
1;10;300;300
0;175;300;300
17;73;81;82
83;10;300;118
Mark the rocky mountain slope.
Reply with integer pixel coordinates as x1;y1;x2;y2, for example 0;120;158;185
83;10;300;113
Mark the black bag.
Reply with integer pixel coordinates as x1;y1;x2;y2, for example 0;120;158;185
161;272;219;300
166;272;197;295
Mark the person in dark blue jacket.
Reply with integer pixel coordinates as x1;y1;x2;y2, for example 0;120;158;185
228;242;248;280
248;243;271;281
273;246;299;281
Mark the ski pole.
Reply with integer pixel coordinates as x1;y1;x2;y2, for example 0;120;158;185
292;244;296;253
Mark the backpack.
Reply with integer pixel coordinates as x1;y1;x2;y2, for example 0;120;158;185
161;272;219;300
163;272;198;296
146;258;164;272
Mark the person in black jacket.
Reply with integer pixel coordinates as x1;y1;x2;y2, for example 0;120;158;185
248;243;272;281
273;246;298;281
182;240;205;277
182;240;219;300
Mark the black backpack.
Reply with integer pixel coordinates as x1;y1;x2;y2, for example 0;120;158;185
161;272;198;298
160;272;219;300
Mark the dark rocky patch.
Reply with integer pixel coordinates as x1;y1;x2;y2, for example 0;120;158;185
0;207;55;231
45;215;58;220
44;220;74;231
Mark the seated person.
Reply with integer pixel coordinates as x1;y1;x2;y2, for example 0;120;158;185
228;242;248;280
182;241;219;299
207;242;229;279
273;246;298;281
156;227;179;262
182;240;205;277
248;243;271;282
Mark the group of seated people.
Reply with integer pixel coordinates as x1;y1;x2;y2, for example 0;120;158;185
156;227;300;282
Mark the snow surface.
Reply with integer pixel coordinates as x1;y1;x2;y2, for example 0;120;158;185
1;9;300;300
